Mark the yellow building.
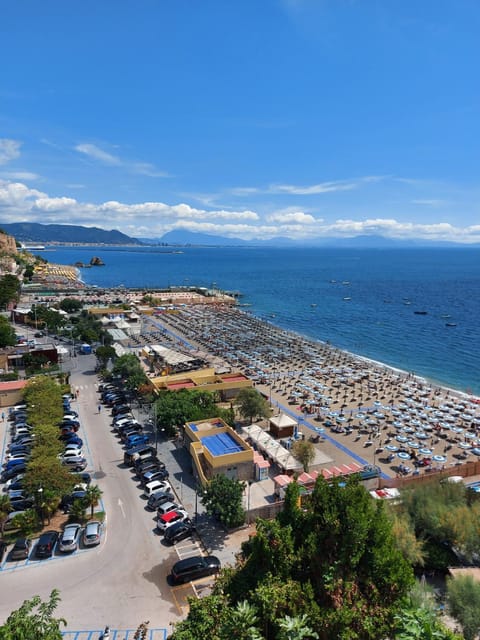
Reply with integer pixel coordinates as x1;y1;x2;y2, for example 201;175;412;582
149;367;253;401
184;417;254;487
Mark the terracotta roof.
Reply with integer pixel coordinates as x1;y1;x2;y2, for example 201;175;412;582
0;380;28;391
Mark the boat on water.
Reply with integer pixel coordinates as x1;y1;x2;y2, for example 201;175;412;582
310;303;317;308
414;310;428;315
343;297;351;301
19;243;45;251
445;322;457;327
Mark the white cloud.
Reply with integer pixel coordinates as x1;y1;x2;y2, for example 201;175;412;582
0;171;40;180
412;199;447;207
0;139;21;165
267;209;317;224
75;143;121;166
229;175;385;197
1;178;480;244
74;142;169;178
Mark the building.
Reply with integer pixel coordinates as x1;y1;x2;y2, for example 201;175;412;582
184;417;254;486
149;367;253;401
0;380;28;408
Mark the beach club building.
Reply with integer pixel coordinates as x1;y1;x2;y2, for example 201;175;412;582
149;366;253;401
184;417;255;486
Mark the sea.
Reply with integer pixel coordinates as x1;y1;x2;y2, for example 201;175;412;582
42;245;480;396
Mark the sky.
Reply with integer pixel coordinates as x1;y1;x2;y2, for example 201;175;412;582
1;0;480;243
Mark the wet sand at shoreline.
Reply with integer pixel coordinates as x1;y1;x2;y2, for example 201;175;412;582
145;304;480;480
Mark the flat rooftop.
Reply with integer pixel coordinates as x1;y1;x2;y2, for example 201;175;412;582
201;431;246;456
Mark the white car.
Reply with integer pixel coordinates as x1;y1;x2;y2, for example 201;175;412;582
59;522;81;552
143;479;171;498
60;449;83;460
157;509;189;533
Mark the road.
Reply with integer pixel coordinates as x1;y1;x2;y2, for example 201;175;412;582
0;353;186;631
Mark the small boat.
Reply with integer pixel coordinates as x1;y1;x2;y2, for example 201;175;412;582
403;300;412;305
445;322;457;327
441;314;451;318
310;303;317;308
414;310;428;315
343;297;351;301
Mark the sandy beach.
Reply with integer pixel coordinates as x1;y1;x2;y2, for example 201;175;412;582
144;304;480;480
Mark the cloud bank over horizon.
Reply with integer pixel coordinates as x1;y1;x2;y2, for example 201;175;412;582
1;171;479;244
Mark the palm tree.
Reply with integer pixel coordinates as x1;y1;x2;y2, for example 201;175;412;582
85;485;103;518
0;494;12;536
277;614;318;640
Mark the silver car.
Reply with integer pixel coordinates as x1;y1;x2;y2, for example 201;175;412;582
82;520;103;547
59;523;81;552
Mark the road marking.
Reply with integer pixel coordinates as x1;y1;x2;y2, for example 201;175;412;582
117;498;126;518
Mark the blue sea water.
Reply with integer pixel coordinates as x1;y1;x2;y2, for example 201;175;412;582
44;246;480;395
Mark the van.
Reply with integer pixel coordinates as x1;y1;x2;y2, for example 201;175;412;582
123;445;156;467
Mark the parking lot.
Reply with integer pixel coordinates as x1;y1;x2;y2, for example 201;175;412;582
0;352;247;631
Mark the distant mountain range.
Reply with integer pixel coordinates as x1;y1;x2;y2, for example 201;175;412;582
1;221;478;248
0;222;140;245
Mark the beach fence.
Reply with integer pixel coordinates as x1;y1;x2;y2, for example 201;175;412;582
380;460;480;490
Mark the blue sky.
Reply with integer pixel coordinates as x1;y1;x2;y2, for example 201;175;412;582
1;0;479;242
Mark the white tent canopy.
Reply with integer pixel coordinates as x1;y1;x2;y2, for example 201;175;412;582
241;424;303;471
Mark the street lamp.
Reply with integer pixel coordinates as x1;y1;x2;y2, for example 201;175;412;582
246;480;253;525
37;487;44;526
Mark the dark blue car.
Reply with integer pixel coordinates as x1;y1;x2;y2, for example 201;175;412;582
125;434;150;448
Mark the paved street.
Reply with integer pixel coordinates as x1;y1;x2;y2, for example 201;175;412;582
0;353;182;632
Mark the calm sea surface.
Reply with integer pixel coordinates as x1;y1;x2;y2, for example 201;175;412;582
44;246;480;395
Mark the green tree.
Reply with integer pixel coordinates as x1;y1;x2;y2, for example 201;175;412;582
219;600;264;640
84;484;103;518
170;594;229;640
59;298;83;313
153;389;230;438
290;440;315;472
0;315;16;348
96;345;116;369
446;573;480;640
112;353;148;391
0;589;66;640
0;274;21;308
0;494;12;536
13;509;39;537
68;498;87;523
201;474;246;529
235;388;271;424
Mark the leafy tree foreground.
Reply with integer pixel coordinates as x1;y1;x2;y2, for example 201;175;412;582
171;475;415;640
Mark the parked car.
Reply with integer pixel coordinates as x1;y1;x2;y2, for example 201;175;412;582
164;519;195;545
112;404;130;417
62;456;87;471
61;435;83;447
125;434;150;449
10;537;31;561
5;476;24;491
4;510;26;531
157;510;190;533
156;500;181;517
1;463;27;482
114;417;137;429
35;530;59;558
119;427;143;442
142;468;169;487
74;471;92;485
61;449;84;461
144;480;171;499
5;451;30;463
9;496;34;511
64;443;84;453
4;458;28;471
134;457;165;475
146;490;175;511
60;490;87;513
170;555;221;585
82;520;103;547
124;445;156;466
59;523;81;552
7;444;31;456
